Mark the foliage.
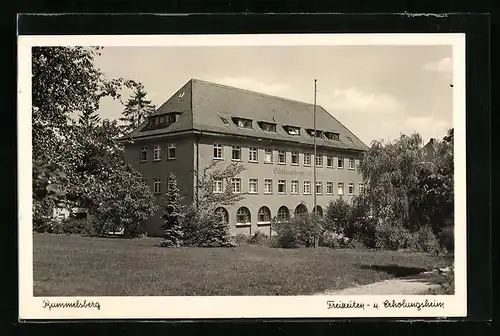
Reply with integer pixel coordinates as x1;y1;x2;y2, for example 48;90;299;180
233;234;249;245
438;225;454;254
161;173;185;247
323;198;350;234
119;83;156;136
319;231;350;249
248;231;269;245
271;214;323;248
181;206;236;247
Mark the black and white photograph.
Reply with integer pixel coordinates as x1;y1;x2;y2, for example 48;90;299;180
18;33;466;319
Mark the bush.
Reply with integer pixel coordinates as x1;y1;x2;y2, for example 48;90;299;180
61;216;91;235
181;207;236;248
414;225;440;253
438;225;454;254
323;199;351;233
374;220;415;250
271;214;322;248
233;234;248;245
248;231;268;245
319;231;350;249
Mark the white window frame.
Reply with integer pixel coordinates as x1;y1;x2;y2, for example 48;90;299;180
167;144;176;160
278;150;286;164
315;154;323;167
264;149;273;163
213;144;223;160
258;207;271;224
348;183;355;195
326;156;333;168
249;178;258;194
337;156;344;169
232;146;241;161
232;178;241;193
236;207;251;224
359;183;365;195
213;179;223;193
291;151;299;165
303;181;311;195
249;147;258;162
326;182;333;195
316;181;323;195
264;179;273;194
140;146;148;162
348;158;355;170
153;145;161;161
277;180;286;194
338;182;344;196
291;180;299;194
304;153;312;166
153;178;162;194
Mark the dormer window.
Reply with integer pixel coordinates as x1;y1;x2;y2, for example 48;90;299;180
220;117;229;125
232;117;252;129
306;129;323;138
325;132;340;141
159;115;165;124
284;125;300;136
258;121;277;132
141;112;181;132
167;113;177;124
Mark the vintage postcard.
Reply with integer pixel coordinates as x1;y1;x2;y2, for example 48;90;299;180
18;33;466;319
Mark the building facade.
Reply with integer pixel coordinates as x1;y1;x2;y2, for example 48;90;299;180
124;79;369;237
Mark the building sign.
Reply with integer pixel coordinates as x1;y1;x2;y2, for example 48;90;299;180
273;167;323;177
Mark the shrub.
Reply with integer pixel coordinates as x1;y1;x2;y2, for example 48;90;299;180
233;234;248;245
319;231;350;249
248;231;268;245
271;214;322;248
323;199;351;233
61;216;91;235
414;225;440;253
374;220;415;250
438;225;454;254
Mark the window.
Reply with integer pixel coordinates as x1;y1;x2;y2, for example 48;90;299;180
306;129;323;138
337;182;344;196
277;206;290;221
258;206;271;223
232;178;241;193
167;113;177;124
264;179;273;194
304;154;312;166
326;156;333;168
303;181;311;194
316;182;323;195
285;126;300;135
291;180;299;194
140;146;148;162
167;177;175;191
260;122;277;132
326;182;333;195
220;117;229;125
278;180;286;194
291;151;299;165
233;118;252;129
348;183;355;195
213;179;223;193
213;144;223;159
249;148;258;162
359;183;365;194
264;149;273;163
337;156;344;169
159;115;165;124
325;132;340;141
236;207;251;224
348;158;355;170
153;178;162;194
278;150;286;164
313;205;323;217
295;204;308;217
249;179;258;193
232;146;241;160
167;144;176;159
315;154;323;167
153;145;161;161
215;207;229;223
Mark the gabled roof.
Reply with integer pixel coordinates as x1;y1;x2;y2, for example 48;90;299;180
130;79;369;152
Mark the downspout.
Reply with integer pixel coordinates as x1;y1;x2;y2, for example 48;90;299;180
195;133;200;210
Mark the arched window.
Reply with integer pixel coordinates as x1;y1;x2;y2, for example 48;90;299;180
313;205;323;217
277;206;290;221
236;206;251;224
258;206;271;223
295;204;308;218
215;207;229;224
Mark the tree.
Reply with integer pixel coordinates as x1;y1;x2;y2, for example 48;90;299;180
180;161;246;247
323;199;351;234
161;173;185;247
119;83;156;135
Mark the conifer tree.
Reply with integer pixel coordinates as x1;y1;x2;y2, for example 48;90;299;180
119;84;156;135
161;173;185;247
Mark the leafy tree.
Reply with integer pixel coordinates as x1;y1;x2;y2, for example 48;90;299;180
180;161;246;247
119;83;156;135
323;198;351;234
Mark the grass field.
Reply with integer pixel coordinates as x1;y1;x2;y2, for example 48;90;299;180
33;233;452;296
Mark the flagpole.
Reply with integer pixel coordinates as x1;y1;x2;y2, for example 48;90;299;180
313;79;317;237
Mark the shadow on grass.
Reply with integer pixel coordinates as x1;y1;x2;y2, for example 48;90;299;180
356;264;427;277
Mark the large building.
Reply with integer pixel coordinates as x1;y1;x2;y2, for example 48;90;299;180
124;79;369;237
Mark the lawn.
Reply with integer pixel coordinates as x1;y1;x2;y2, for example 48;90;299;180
33;233;452;296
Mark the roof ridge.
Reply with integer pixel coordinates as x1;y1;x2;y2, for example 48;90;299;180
192;78;314;107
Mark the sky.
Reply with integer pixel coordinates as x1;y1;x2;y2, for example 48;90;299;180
94;45;453;146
